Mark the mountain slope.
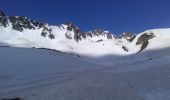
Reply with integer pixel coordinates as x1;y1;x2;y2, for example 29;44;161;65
2;11;170;56
1;11;170;100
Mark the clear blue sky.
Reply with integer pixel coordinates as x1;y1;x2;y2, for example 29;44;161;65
0;0;170;34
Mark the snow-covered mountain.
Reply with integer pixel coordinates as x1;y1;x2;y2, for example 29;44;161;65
1;11;170;57
1;11;170;100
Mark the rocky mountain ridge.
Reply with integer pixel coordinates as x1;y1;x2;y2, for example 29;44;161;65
0;11;136;42
0;11;167;56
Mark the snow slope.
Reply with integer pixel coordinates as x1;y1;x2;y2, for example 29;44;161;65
1;11;170;100
1;22;170;57
0;47;170;100
0;24;126;56
1;11;170;57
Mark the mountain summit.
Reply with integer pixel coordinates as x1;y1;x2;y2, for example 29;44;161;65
0;11;170;56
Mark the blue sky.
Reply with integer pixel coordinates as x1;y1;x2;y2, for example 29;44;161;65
0;0;170;34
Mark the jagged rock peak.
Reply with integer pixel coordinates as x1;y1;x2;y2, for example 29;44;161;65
0;11;5;17
114;32;136;42
66;22;80;31
0;11;136;43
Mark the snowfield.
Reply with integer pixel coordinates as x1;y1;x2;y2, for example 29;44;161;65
1;11;170;100
0;47;170;100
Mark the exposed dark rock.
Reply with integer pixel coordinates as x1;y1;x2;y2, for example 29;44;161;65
2;10;153;46
136;33;156;52
129;35;136;42
65;32;72;39
8;16;46;31
48;33;55;39
0;11;7;27
65;22;84;42
96;39;103;42
66;22;80;33
74;32;82;42
31;20;45;28
9;16;35;32
107;33;113;39
86;29;113;39
41;26;52;38
114;32;136;42
0;13;51;36
0;11;115;43
122;46;129;52
138;40;149;52
83;29;113;41
0;11;5;17
58;24;65;29
64;22;114;42
41;32;47;37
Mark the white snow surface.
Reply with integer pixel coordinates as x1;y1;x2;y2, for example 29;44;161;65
1;25;170;100
1;25;170;57
0;46;170;100
0;25;124;56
